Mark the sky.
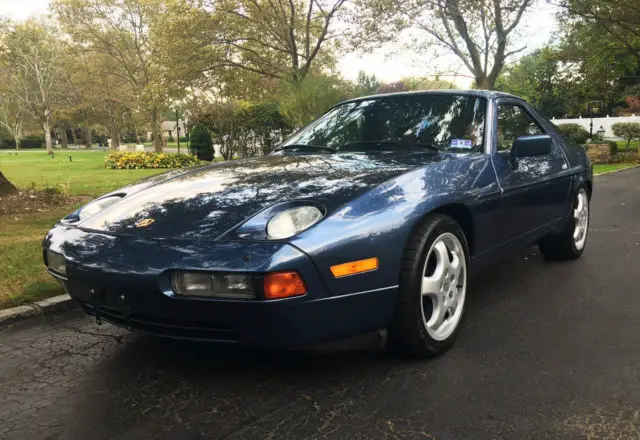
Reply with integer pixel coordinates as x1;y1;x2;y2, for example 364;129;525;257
1;0;559;88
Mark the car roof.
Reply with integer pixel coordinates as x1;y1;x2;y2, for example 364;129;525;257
339;89;520;105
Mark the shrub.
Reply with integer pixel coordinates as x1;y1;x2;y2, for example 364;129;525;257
167;134;175;143
42;184;69;204
104;152;200;169
179;136;188;142
555;123;590;145
611;122;640;150
189;124;214;161
0;137;44;149
611;152;640;164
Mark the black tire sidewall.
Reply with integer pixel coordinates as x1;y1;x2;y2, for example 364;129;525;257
392;214;470;355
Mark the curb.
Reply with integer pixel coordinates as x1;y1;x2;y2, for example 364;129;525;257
0;294;74;327
594;164;640;177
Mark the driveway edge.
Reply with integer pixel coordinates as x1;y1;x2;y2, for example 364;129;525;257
594;164;640;177
0;294;74;327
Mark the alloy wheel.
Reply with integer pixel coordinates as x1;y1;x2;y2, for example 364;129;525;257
573;189;589;251
420;232;467;341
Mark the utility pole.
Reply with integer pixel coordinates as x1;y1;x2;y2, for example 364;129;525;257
175;109;181;154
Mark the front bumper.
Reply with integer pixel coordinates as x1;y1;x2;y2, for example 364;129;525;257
44;225;396;347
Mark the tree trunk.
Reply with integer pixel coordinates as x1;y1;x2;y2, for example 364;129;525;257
13;135;21;151
109;104;121;150
59;128;68;149
151;107;163;152
70;127;78;146
43;115;53;152
0;171;17;195
475;75;493;90
83;117;92;148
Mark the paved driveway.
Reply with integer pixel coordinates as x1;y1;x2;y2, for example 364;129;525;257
1;169;639;440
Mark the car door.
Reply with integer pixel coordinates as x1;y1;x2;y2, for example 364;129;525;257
491;98;572;246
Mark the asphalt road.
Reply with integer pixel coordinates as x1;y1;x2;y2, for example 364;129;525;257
2;168;640;440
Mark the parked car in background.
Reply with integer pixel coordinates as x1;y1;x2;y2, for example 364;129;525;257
43;91;592;357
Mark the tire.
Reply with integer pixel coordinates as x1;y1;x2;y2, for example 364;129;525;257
387;214;470;358
539;187;589;260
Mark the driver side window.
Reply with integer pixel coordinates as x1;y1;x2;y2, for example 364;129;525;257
497;104;544;152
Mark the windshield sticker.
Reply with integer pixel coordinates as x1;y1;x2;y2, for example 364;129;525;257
451;139;473;149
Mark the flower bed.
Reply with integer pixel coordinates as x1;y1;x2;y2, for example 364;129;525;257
105;152;200;169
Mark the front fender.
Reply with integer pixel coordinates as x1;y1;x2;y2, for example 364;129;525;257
291;154;500;296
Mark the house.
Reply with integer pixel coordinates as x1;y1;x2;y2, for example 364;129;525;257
145;120;187;141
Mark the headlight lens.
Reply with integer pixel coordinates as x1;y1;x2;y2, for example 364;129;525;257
78;196;122;221
171;272;255;299
46;250;67;276
266;206;323;239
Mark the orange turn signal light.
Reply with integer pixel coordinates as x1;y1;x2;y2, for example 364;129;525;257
263;271;307;299
330;257;379;278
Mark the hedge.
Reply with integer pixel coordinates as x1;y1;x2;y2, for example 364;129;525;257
105;152;200;169
611;152;640;164
0;138;44;149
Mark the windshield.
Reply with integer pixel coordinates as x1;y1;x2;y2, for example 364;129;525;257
280;94;487;153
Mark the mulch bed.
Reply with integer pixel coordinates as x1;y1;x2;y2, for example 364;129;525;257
0;190;90;217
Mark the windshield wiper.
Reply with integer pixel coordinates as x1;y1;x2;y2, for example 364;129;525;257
276;144;337;153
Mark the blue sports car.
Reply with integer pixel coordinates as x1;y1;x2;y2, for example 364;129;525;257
43;91;592;357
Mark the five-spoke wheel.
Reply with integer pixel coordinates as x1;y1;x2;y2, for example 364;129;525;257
420;233;467;342
388;214;469;357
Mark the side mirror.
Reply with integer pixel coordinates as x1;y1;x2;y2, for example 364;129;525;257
511;134;552;159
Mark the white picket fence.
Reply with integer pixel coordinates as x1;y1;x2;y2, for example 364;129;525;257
551;115;640;140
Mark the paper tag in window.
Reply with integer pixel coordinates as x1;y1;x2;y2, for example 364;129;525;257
451;139;473;149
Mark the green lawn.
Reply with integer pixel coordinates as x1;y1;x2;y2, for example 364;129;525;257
593;163;637;174
0;205;78;308
0;150;168;309
615;140;640;152
0;150;166;196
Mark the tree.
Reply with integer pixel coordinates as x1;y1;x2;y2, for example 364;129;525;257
53;0;176;152
0;96;24;150
611;122;640;150
555;123;590;145
557;1;640;115
0;171;18;196
558;0;640;66
354;0;536;89
399;76;455;91
189;124;214;161
0;21;64;152
496;48;577;117
165;0;346;86
238;102;290;155
355;71;380;96
279;74;355;127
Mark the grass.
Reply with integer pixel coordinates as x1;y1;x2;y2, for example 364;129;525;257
0;206;77;308
615;140;640;151
0;150;166;196
0;150;169;309
593;163;637;174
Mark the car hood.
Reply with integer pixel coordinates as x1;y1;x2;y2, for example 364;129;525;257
78;152;443;240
